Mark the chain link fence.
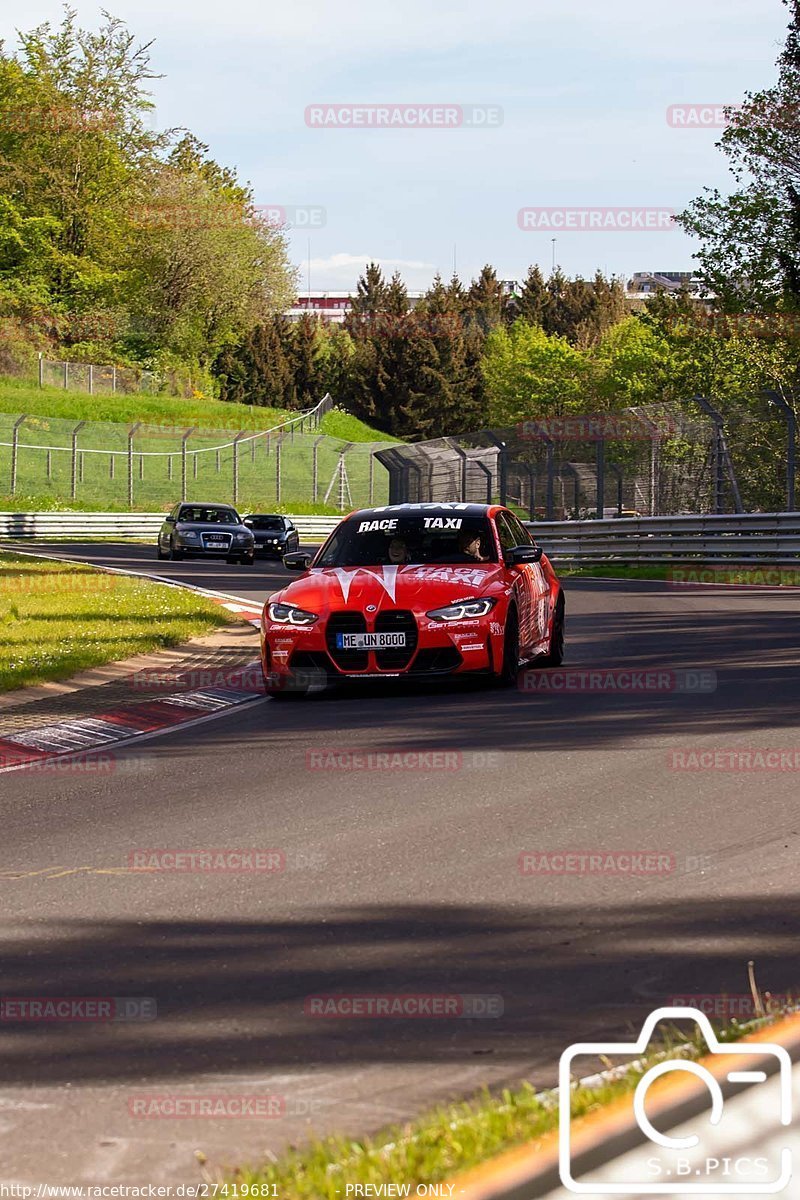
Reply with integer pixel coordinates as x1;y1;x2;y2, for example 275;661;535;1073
38;354;190;397
375;397;782;517
0;394;395;512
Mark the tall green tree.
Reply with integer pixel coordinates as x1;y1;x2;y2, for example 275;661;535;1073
677;0;800;310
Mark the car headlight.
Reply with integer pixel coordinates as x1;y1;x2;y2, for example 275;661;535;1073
426;597;497;621
235;533;252;543
183;530;199;540
268;602;318;626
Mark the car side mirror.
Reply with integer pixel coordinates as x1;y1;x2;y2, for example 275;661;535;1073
284;551;313;571
165;516;176;524
505;544;543;565
243;519;253;527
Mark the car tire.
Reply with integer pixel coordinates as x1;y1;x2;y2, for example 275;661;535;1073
540;594;565;667
242;554;256;566
156;542;167;561
498;608;520;687
169;540;184;561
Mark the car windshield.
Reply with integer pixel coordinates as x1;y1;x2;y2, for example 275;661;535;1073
246;516;284;530
315;514;497;567
178;507;238;525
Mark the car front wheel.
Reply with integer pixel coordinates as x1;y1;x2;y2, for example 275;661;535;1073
540;594;565;667
498;608;520;687
169;539;184;561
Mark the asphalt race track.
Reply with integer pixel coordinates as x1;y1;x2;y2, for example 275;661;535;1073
1;543;800;1183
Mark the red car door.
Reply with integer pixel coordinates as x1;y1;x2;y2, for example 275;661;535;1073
496;511;550;657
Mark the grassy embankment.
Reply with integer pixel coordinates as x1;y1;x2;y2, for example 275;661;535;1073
0;551;231;691
0;376;395;514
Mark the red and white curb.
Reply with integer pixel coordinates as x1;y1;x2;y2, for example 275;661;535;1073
0;550;268;773
0;666;266;773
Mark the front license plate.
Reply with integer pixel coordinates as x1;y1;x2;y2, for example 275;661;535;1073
336;632;407;650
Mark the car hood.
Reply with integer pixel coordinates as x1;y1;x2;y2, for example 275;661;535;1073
176;522;248;534
272;563;507;614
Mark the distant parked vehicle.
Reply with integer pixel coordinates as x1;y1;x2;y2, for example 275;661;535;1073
242;514;301;559
157;503;255;565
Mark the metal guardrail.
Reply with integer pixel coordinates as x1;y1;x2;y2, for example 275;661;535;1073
2;510;800;564
0;512;340;543
524;512;800;565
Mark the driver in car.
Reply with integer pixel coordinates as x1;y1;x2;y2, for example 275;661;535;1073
458;530;488;562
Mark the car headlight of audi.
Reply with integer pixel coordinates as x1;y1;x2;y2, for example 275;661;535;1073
235;533;253;544
267;602;319;626
426;597;497;622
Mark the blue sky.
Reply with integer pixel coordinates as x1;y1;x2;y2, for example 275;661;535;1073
5;0;791;292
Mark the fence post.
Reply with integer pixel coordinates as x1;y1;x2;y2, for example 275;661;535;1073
447;439;469;502
181;429;195;503
276;433;284;504
560;463;580;518
128;422;141;508
38;353;44;389
312;434;325;502
112;366;117;395
109;455;114;481
10;415;26;495
71;420;86;500
64;361;68;390
764;389;797;511
595;436;605;519
692;395;743;514
88;364;94;395
542;435;555;519
369;450;375;504
607;461;624;516
484;434;508;505
46;449;52;480
232;432;246;506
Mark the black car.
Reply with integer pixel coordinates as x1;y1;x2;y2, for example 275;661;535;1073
242;513;300;559
157;503;255;565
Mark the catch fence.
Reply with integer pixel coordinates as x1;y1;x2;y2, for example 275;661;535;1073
0;394;394;512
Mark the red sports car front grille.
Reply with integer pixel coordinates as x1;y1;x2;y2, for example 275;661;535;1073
325;612;369;671
374;610;418;670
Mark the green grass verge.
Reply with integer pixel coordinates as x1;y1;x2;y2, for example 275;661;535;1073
229;1013;790;1197
559;564;674;581
0;551;231;691
0;375;392;443
0;375;290;431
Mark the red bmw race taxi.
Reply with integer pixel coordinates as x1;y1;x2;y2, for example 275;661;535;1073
260;503;564;696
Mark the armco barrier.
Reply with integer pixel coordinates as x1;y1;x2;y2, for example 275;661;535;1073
524;512;800;566
0;512;340;543
2;510;800;564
